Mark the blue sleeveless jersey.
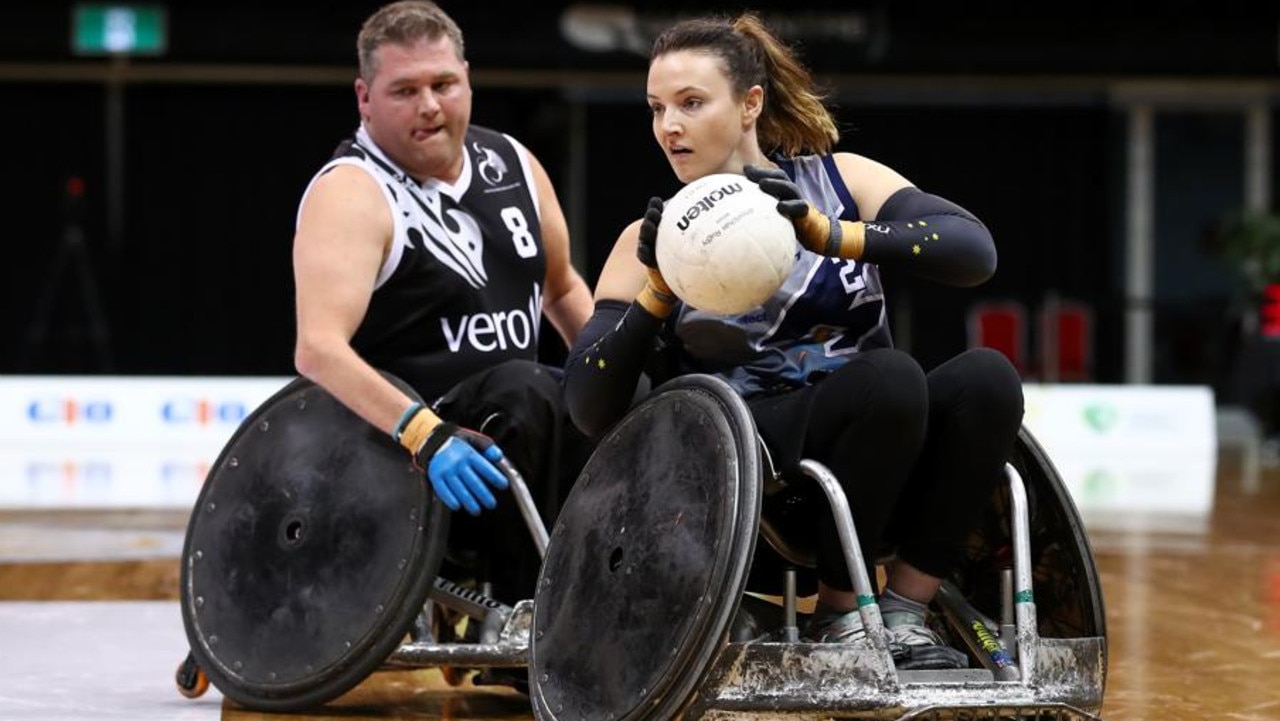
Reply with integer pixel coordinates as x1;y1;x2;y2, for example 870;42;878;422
670;155;892;397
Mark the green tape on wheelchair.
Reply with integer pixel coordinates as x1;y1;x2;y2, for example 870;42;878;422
856;594;876;607
1015;590;1034;604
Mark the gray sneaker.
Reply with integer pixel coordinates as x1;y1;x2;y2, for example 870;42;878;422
882;610;968;670
802;608;867;644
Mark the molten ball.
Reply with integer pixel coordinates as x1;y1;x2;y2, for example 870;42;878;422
656;173;798;316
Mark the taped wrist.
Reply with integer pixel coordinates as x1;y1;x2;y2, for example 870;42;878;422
793;205;832;254
796;207;867;261
391;401;424;439
411;421;459;468
398;407;441;454
637;278;678;318
824;214;843;256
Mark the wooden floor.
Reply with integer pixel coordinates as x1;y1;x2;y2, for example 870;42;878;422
2;460;1279;721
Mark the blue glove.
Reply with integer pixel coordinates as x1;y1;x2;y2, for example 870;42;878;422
415;423;510;515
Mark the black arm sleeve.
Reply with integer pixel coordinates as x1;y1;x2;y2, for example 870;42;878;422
860;187;997;287
563;299;665;438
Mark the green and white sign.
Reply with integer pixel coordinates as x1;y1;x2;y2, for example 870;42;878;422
73;5;167;56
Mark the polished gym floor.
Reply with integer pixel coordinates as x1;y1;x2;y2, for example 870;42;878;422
1;457;1277;721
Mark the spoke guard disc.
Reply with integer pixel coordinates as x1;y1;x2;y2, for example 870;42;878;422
180;374;449;711
530;374;761;721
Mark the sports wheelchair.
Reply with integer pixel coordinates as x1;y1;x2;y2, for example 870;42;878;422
175;372;1107;720
528;373;1106;721
174;373;551;710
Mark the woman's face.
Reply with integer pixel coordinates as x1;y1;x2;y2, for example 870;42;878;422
648;50;759;184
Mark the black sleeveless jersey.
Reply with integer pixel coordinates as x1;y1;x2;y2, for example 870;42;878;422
299;125;548;402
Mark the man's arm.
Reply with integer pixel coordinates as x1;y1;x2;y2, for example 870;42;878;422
292;164;423;435
293;163;513;516
526;150;593;347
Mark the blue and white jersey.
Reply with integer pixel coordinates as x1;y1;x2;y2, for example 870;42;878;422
671;155;891;397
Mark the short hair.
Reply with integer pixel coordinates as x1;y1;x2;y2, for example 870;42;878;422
357;1;466;82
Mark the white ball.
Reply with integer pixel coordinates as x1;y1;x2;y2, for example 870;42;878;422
656;173;798;316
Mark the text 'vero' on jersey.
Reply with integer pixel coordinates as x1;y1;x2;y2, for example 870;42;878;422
297;125;548;402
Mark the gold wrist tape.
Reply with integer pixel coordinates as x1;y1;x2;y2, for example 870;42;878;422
840;220;866;260
398;408;441;454
637;283;676;318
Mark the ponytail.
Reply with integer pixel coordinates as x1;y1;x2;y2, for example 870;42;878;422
731;14;839;156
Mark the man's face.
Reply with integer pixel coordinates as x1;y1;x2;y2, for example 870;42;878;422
356;35;472;183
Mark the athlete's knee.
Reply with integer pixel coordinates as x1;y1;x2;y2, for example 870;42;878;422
860;349;929;424
479;360;564;409
954;348;1025;427
498;358;561;387
819;348;928;449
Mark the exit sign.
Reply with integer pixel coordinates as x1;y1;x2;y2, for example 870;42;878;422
73;5;167;56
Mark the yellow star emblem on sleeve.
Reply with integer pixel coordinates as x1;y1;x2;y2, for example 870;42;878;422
912;244;922;255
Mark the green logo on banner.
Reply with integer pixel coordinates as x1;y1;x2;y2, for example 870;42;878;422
1083;468;1118;501
1083;403;1117;433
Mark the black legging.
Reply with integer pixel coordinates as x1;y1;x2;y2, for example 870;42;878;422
432;359;595;605
749;347;1024;590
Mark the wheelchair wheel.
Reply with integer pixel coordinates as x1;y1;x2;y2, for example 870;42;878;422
179;374;450;712
530;374;762;721
951;426;1107;643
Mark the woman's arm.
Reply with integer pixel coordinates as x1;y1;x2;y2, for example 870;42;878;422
563;211;675;438
749;156;997;287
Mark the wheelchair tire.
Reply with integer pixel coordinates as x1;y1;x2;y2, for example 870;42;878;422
951;426;1107;643
179;374;450;712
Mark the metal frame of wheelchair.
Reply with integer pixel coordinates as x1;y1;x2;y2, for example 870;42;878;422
527;374;1107;721
177;373;1106;720
676;459;1106;721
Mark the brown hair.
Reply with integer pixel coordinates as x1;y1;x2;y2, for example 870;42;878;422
650;12;838;156
357;1;466;83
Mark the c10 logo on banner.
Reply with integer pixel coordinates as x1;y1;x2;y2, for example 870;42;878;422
25;460;113;485
161;399;248;425
26;399;114;424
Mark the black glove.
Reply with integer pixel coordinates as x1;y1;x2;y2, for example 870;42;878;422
745;165;844;256
634;196;678;316
636;196;665;270
744;165;811;220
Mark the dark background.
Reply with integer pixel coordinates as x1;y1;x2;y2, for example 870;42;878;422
2;2;1277;407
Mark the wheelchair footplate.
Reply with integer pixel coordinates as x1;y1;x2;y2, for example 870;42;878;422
384;576;534;669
